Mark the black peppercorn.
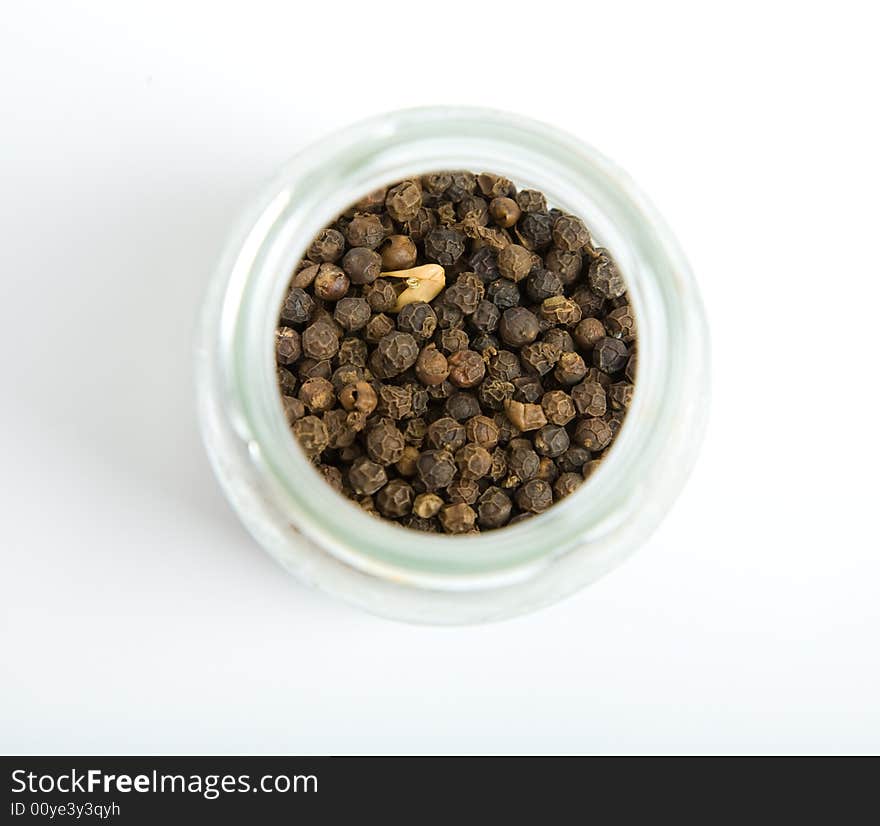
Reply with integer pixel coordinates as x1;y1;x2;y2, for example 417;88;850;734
497;244;533;282
554;472;582;499
385;181;422;222
275;327;302;364
499;307;540;347
302;321;340;361
541;390;576;426
478;378;514;411
534;424;570;458
447;349;486;388
307;228;346;263
292;415;329;457
415;346;449;386
515;189;547;213
444;392;481;421
588;251;627;299
280;287;315;326
469;300;500;334
380;234;418;270
487;278;521;310
376;331;419;376
551;215;592;253
424;227;466;266
397;301;437;340
427;417;467;452
417;449;457;490
515;479;553;513
342;247;382;285
439;502;477;534
516;211;554;250
349;456;388;495
554;351;588;385
593;337;629;374
333;297;371;332
477;486;512;528
345;214;386;249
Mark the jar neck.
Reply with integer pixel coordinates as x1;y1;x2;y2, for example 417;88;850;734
211;107;709;588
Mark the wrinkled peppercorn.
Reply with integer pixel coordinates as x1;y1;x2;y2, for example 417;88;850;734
575;417;614;451
571;380;607;417
377;331;419;376
521;341;561;376
413;492;443;519
376;479;413;518
348;456;388;495
299;377;335;413
385;181;422;222
439;502;476;534
534;424;570;458
427;417;467;452
417;449;457;490
512;374;544;404
497;244;534;282
364;279;398;312
308;228;345;263
415;346;449;386
515;479;553;513
282;395;305;423
397;301;437;340
552;215;592;253
475;377;513;411
487;349;521;382
545;247;582;286
506;438;540;483
364;312;395;343
276;327;302;364
345;214;386;249
470;300;500;334
455;443;492;480
605;304;637;341
554;351;587;385
515;189;547;213
593;337;629;374
424;227;466;266
342;247;382;285
302;322;340;360
517;211;554;250
554;472;582;499
466;414;500;449
447;478;481;506
444;272;485;314
377;384;413;420
292;415;329;456
447;349;486;388
541;390;576;426
444;392;481;421
526;268;564;302
280;287;315;326
487;278;521;310
437;328;469;354
334;297;371;332
588;252;627;299
478;486;512;528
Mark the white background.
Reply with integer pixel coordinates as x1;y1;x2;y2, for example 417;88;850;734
1;1;878;755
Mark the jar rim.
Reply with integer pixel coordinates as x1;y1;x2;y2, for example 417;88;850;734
198;106;710;602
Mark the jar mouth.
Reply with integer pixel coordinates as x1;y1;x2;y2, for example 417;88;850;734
205;106;710;587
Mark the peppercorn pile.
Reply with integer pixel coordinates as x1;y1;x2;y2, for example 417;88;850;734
276;172;637;534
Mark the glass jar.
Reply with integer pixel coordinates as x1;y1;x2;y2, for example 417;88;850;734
195;107;710;624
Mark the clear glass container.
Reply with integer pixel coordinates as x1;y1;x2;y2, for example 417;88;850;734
195;107;710;624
